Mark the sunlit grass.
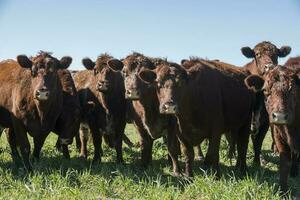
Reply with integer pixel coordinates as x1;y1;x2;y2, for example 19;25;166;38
0;124;299;200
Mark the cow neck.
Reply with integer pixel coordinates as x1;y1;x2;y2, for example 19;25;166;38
135;86;162;124
98;76;125;116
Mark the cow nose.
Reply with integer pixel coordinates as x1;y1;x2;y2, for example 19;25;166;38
264;63;275;72
271;112;288;124
97;82;107;91
35;88;50;101
161;102;178;114
125;89;139;100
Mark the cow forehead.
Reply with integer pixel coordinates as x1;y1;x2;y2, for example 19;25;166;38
254;42;277;54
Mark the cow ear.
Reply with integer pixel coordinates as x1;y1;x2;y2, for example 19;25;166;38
241;47;255;58
107;59;123;72
244;75;264;92
60;56;72;69
17;55;32;69
278;46;291;58
82;58;95;70
181;59;188;65
139;69;157;84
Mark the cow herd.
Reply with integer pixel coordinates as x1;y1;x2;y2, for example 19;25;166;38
0;41;299;194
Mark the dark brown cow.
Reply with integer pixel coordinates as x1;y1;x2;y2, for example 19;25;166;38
75;54;126;163
53;69;81;158
245;66;300;192
139;59;256;177
108;52;181;174
0;52;72;171
240;41;291;165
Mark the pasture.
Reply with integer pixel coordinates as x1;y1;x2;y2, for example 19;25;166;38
0;124;299;200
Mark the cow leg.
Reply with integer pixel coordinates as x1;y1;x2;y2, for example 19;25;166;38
204;133;221;178
61;144;70;159
115;127;124;163
279;152;292;193
5;128;22;166
123;134;134;148
166;130;181;176
55;138;62;152
32;134;48;161
195;144;204;161
13;121;32;172
75;132;81;151
79;124;89;159
251;122;269;166
290;153;299;177
236;123;250;175
89;124;102;164
140;130;153;168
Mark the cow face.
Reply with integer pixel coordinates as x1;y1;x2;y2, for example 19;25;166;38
139;63;187;114
241;41;291;75
245;66;300;125
17;51;72;102
119;53;155;100
82;54;123;93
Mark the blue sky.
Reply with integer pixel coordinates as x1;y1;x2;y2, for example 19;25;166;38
0;0;299;70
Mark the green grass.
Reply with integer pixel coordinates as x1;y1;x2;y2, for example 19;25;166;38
0;124;299;200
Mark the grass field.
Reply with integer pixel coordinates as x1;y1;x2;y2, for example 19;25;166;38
0;124;299;200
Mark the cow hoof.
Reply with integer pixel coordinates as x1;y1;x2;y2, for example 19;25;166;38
172;171;181;177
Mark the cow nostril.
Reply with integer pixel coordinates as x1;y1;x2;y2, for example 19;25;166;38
272;113;277;119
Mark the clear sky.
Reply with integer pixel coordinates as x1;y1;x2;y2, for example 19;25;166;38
0;0;299;70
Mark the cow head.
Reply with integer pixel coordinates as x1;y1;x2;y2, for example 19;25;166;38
245;66;300;125
82;54;123;93
245;66;300;152
139;63;188;114
113;53;156;100
17;51;72;102
241;41;291;75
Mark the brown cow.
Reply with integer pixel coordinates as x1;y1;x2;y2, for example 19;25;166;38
53;69;81;158
108;52;181;175
75;54;126;163
0;52;72;171
245;66;300;192
139;59;256;177
240;41;291;165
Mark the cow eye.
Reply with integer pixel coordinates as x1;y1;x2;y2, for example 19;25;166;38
94;69;99;75
256;53;261;58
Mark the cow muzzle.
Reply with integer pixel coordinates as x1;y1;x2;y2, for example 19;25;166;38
35;89;50;101
264;63;275;73
97;82;109;92
125;89;140;100
160;102;178;114
271;112;289;125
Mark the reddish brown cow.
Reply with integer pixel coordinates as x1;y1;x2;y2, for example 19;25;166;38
139;59;256;177
0;52;72;171
245;66;300;192
108;53;181;174
75;54;126;163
